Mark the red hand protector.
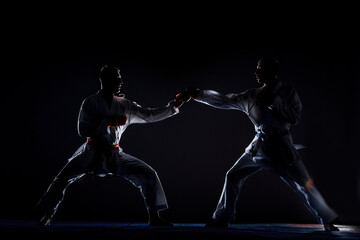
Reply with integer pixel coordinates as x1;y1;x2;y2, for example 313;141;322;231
109;115;127;127
173;91;191;108
173;87;200;108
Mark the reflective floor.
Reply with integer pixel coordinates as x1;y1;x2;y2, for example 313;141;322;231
1;220;359;239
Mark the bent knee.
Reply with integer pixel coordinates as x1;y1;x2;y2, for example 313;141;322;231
225;168;243;182
141;166;158;180
225;167;259;182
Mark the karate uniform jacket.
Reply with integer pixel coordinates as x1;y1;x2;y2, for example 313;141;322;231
70;91;179;176
194;81;303;166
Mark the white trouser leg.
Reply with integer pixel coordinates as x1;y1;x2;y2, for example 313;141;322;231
213;153;262;220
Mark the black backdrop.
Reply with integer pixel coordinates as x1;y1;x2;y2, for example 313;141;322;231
1;5;359;225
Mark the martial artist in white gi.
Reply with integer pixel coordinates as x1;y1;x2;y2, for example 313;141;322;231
36;65;180;226
176;58;339;231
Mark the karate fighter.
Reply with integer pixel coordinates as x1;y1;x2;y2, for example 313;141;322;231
36;65;181;226
176;58;339;231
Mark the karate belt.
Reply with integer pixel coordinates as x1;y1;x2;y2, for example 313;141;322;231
86;139;119;150
256;129;290;140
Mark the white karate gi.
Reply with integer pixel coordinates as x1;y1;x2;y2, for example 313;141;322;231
194;81;338;224
37;91;179;219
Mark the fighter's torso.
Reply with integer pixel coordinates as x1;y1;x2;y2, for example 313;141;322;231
244;88;292;133
81;91;133;145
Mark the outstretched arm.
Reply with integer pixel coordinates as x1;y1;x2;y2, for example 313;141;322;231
194;89;247;112
127;99;179;124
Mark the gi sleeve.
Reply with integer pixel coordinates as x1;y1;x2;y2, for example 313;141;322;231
269;87;302;125
194;89;249;112
127;99;179;124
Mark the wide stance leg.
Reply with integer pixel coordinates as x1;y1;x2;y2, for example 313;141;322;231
213;153;262;221
36;158;87;225
279;160;338;230
113;152;168;212
112;152;172;226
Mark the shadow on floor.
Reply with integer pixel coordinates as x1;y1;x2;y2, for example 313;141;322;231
1;220;360;240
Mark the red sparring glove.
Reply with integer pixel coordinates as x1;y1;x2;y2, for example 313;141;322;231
173;87;200;108
173;92;189;108
108;115;127;127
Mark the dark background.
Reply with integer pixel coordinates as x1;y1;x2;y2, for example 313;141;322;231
1;4;359;225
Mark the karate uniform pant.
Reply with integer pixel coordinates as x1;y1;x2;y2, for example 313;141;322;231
212;152;338;224
36;146;168;220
